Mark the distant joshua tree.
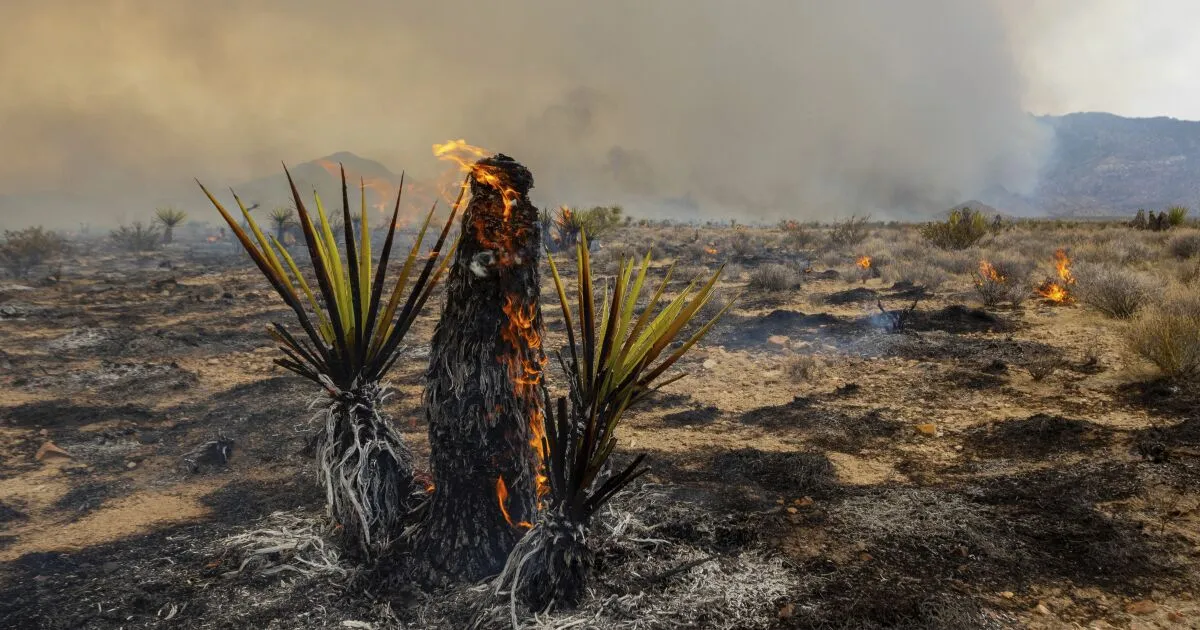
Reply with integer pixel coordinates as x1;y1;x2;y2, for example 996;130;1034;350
269;207;295;241
155;207;188;243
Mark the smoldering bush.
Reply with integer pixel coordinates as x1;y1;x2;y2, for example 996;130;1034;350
973;254;1034;308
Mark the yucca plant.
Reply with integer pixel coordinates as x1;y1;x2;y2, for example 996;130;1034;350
1167;205;1190;228
496;231;734;610
155;207;188;243
554;206;586;250
269;207;296;241
198;167;460;559
111;221;162;251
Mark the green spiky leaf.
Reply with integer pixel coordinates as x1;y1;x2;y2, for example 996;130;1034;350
543;230;735;522
198;166;463;392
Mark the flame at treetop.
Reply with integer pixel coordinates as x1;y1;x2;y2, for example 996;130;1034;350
438;140;550;508
1036;249;1075;303
856;255;872;270
433;139;521;220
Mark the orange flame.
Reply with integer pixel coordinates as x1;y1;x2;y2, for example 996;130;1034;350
1035;249;1075;303
704;246;719;255
500;294;550;500
856;255;872;270
436;139;548;503
495;476;531;529
1053;249;1074;285
977;260;1005;284
433;139;521;220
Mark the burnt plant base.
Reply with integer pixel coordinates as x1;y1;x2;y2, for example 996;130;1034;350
315;382;419;561
496;509;595;612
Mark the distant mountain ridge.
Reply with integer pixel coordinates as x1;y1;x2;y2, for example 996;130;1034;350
999;112;1200;217
227;152;402;213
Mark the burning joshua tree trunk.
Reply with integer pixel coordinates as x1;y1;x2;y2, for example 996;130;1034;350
421;155;546;583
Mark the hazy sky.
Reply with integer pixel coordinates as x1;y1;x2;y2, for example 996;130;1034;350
1;0;1197;227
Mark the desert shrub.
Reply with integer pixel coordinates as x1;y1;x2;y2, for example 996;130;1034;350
818;250;846;269
781;228;815;251
785;353;823;381
1125;287;1200;378
555;206;624;248
671;263;712;284
1119;238;1156;264
973;255;1034;308
1167;231;1200;259
929;247;981;276
828;215;870;247
1075;263;1156;319
0;226;67;278
1025;356;1060;381
920;207;989;250
730;235;766;259
886;261;948;291
110;222;162;251
1166;205;1189;228
748;263;800;292
1179;260;1200;286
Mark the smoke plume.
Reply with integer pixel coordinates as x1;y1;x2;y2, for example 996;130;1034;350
0;0;1056;227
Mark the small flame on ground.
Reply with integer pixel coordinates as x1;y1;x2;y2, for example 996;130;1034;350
856;255;872;270
1035;249;1075;303
705;246;719;255
206;236;220;243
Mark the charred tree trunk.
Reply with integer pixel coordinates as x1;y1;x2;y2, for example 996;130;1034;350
420;155;546;583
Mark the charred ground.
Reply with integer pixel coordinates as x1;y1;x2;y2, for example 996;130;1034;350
2;220;1199;629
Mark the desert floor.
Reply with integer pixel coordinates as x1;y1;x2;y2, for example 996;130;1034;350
2;224;1198;629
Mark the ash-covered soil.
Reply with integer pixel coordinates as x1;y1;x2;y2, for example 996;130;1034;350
2;227;1199;629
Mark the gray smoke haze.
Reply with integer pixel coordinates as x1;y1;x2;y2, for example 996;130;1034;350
0;0;1057;228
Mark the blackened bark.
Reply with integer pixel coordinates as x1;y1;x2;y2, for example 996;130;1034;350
421;155;545;583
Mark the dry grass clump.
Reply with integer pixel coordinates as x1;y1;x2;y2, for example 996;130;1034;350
929;247;983;276
748;263;800;292
1075;263;1157;319
1167;230;1200;259
1125;286;1200;378
973;255;1034;308
885;261;949;291
785;353;823;381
